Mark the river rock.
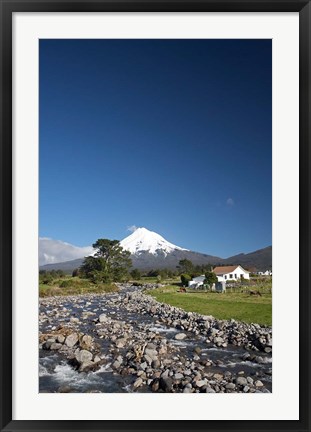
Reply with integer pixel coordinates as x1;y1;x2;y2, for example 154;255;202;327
50;342;63;350
112;360;121;369
196;380;206;388
159;376;173;392
205;386;216;393
65;333;79;348
57;334;65;344
44;338;56;349
236;376;248;386
213;373;223;381
75;349;93;363
151;379;160;392
255;380;264;387
183;386;192;393
144;348;158;359
175;333;187;340
79;360;96;372
115;338;127;348
80;335;93;350
134;378;143;388
99;313;108;323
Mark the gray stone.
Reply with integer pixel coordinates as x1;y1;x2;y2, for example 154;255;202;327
140;362;148;370
144;348;158;359
65;333;79;348
175;333;187;340
56;335;65;344
255;380;264;387
151;359;160;369
213;373;223;381
193;346;202;355
151;379;160;392
196;380;206;388
112;361;121;369
236;376;248;386
99;313;108;323
79;361;95;372
75;349;93;364
80;335;93;350
115;338;127;348
226;383;236;390
50;343;63;350
205;386;216;393
159;376;173;392
183;386;192;393
44;338;56;349
134;378;143;388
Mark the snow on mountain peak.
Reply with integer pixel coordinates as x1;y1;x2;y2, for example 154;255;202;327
120;227;188;255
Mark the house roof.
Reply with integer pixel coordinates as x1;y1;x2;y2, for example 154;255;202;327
192;275;205;282
213;265;249;275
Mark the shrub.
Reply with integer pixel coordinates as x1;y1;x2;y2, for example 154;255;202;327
180;274;191;287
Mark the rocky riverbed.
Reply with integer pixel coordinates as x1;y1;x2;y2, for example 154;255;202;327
39;284;272;393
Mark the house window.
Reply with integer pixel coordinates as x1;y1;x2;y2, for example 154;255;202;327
234;274;237;278
224;275;227;280
230;274;233;279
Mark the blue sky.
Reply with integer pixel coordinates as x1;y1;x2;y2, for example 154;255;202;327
39;39;271;258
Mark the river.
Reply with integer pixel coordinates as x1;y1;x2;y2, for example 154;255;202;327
39;285;272;393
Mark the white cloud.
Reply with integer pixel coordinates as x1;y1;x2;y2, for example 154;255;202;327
226;198;234;206
39;237;94;266
127;225;138;233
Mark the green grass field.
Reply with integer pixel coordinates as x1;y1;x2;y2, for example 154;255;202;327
39;276;119;297
146;285;272;326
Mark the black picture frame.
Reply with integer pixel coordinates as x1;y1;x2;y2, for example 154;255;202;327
0;1;310;431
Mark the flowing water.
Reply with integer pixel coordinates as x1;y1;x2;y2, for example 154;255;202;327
39;287;272;393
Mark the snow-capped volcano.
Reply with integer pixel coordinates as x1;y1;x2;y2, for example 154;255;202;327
120;227;188;256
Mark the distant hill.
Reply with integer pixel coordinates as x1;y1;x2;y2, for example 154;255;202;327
40;228;271;273
223;246;272;271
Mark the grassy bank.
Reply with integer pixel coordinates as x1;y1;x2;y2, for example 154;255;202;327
146;285;272;326
39;276;119;297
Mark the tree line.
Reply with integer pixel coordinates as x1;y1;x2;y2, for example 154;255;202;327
40;239;218;286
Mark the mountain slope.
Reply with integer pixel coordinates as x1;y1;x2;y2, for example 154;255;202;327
120;227;188;255
39;227;272;272
224;246;272;270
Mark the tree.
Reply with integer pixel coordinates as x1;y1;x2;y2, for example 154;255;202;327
180;273;192;287
204;271;218;288
79;239;132;283
72;268;80;277
177;259;194;275
130;269;141;280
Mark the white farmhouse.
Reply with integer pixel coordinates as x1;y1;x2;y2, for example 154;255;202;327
258;270;272;276
212;265;250;282
188;275;205;288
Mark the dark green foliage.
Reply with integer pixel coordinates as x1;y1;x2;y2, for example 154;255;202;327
79;239;132;283
39;269;65;284
177;259;194;275
146;269;161;277
180;273;192;287
204;271;218;287
72;268;80;277
130;269;141;280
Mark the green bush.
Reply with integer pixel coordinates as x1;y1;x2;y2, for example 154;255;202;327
180;274;191;287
